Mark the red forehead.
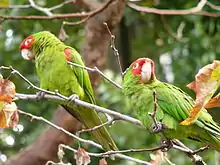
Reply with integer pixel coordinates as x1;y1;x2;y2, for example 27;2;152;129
131;58;153;76
20;36;34;50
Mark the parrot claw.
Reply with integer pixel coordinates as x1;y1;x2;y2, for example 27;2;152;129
67;94;79;105
36;91;46;100
151;121;165;133
160;138;172;152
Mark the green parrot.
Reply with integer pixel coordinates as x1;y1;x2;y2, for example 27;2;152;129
122;57;220;151
19;31;117;151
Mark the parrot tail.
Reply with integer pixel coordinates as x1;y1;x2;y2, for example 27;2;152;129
62;105;118;151
197;120;220;152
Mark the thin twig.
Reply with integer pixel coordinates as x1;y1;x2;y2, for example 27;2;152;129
63;0;116;25
0;0;72;11
160;15;188;42
48;0;72;11
18;110;102;148
151;90;159;128
77;118;114;134
173;140;207;165
191;146;209;155
67;62;122;89
0;66;55;95
0;12;89;20
59;144;152;165
206;1;220;11
0;0;114;21
103;22;124;78
0;5;31;9
28;0;53;16
127;0;207;15
18;110;151;164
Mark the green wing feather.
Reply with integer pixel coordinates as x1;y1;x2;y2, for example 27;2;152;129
65;47;118;151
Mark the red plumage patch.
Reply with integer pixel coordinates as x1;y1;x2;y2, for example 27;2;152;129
64;48;72;61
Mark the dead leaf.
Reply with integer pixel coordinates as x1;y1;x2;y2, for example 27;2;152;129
181;60;220;125
74;148;91;165
150;150;167;165
0;101;18;128
205;93;220;108
0;77;16;103
99;158;107;165
58;25;69;41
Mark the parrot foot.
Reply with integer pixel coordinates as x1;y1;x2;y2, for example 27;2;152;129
67;94;79;105
160;138;172;152
36;91;46;100
151;121;165;133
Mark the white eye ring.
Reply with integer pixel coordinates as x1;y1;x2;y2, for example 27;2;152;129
133;63;139;69
24;39;32;46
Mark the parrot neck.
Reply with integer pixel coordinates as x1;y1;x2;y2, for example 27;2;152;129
122;69;158;96
31;35;63;58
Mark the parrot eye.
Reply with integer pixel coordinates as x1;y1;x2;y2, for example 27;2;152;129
24;38;32;46
133;63;139;69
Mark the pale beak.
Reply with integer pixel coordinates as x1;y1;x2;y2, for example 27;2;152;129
21;49;33;60
141;62;152;83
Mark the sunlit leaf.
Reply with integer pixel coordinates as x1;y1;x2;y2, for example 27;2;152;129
181;60;220;125
0;76;16;103
74;148;91;165
0;0;9;6
0;101;19;128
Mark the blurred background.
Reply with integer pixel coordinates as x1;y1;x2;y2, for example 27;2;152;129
0;0;220;164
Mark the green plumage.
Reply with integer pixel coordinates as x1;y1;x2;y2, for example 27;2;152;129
123;61;220;151
28;31;117;151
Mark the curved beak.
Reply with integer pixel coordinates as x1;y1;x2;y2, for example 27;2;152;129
21;49;34;60
141;62;152;83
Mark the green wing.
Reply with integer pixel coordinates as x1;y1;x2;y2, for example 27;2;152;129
63;47;118;151
154;81;220;136
67;47;95;103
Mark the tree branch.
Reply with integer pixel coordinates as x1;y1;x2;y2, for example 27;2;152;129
15;92;142;127
18;108;151;165
103;22;124;78
67;61;122;89
0;0;116;21
63;0;116;25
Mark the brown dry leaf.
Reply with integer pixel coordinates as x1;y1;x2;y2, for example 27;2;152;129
58;25;69;41
0;101;19;128
150;150;167;165
0;76;16;103
181;60;220;125
99;158;107;165
205;93;220;108
74;148;91;165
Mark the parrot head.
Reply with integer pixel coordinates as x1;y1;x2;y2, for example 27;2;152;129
20;35;35;60
124;58;156;84
20;31;59;60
